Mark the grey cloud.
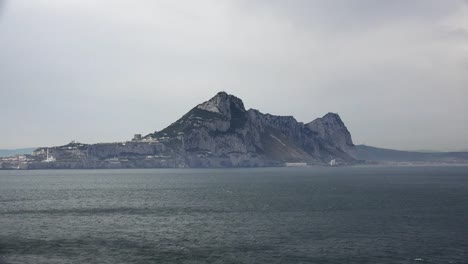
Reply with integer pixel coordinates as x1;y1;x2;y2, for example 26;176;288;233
237;0;464;32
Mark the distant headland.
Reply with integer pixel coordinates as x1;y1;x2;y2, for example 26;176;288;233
1;92;467;169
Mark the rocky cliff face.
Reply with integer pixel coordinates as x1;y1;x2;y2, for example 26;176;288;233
145;92;356;166
21;92;356;169
306;113;355;156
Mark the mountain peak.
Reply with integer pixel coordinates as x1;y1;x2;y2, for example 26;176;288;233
306;112;354;152
196;91;246;116
152;92;248;137
321;112;345;125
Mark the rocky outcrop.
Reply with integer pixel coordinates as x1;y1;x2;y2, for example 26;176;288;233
15;92;357;169
144;91;356;166
306;113;355;158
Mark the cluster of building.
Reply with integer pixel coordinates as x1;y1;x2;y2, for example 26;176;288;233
1;131;187;169
131;134;160;142
131;132;185;143
0;155;35;169
0;155;29;162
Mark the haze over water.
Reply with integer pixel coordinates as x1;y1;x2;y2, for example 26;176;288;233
1;166;467;264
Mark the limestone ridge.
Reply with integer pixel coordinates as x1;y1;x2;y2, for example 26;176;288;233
144;92;356;167
306;113;355;154
19;92;357;169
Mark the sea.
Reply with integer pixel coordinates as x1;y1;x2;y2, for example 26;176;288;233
0;166;467;264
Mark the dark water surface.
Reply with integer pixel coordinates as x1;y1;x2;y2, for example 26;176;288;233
1;166;467;264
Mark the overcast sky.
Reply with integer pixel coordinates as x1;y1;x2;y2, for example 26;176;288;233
1;0;467;151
